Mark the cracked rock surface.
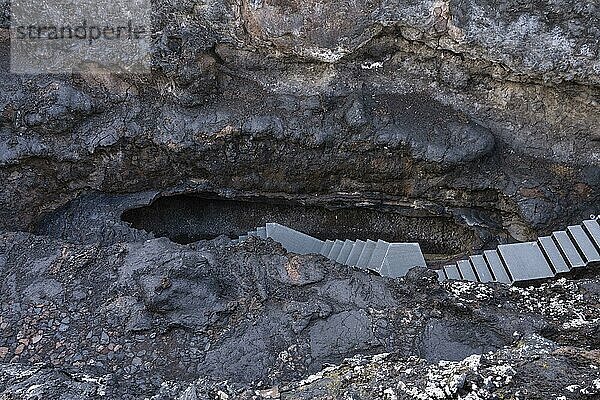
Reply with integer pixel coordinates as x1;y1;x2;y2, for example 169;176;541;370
0;0;599;398
0;0;598;238
0;228;599;398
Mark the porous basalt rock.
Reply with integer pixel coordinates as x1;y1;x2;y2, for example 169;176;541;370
0;0;597;238
0;231;598;398
0;0;599;398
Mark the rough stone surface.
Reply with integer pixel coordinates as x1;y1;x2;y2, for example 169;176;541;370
0;0;599;398
0;229;598;398
0;0;598;239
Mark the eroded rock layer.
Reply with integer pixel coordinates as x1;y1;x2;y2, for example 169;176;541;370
0;0;598;239
0;0;599;398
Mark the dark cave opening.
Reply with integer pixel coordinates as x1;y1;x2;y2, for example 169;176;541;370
121;194;480;256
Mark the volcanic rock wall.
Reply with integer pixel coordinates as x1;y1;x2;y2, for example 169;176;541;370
0;0;598;242
1;2;600;398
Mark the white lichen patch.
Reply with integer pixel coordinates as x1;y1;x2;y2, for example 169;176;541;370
446;281;496;304
361;61;384;70
561;317;599;330
508;279;594;324
394;354;482;400
448;277;596;331
297;46;351;63
483;364;516;387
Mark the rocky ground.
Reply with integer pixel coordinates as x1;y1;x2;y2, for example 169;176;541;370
0;0;599;398
0;220;599;398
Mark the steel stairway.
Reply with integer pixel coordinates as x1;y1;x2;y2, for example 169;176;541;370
232;223;427;278
232;219;600;284
438;219;600;284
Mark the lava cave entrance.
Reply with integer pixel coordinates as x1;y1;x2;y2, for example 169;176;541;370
121;195;479;256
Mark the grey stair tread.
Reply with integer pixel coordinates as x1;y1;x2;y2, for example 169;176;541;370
356;240;377;268
379;243;426;278
265;223;324;255
366;240;390;272
538;236;570;274
327;240;344;260
346;240;366;266
336;240;355;264
320;240;334;256
582;219;600;249
239;235;248;241
483;250;511;284
256;227;267;238
444;264;461;280
457;260;478;282
247;231;258;237
436;269;447;282
552;231;586;268
470;255;494;283
567;225;600;262
497;242;554;282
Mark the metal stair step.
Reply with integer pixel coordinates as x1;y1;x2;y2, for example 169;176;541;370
444;264;461;280
327;240;344;260
256;227;267;238
336;240;355;264
497;242;554;282
436;269;447;282
366;240;390;272
346;240;366;266
538;236;571;274
567;225;600;263
552;231;586;268
582;219;600;250
265;223;324;255
379;243;426;278
356;240;376;269
483;250;511;284
457;259;478;282
320;240;334;257
469;255;494;283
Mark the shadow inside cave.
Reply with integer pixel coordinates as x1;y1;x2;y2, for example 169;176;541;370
121;194;481;257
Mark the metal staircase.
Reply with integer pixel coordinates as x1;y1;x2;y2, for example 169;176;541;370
232;222;427;278
439;219;600;284
232;219;600;285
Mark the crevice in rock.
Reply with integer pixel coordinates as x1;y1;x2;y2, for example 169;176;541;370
121;193;481;258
